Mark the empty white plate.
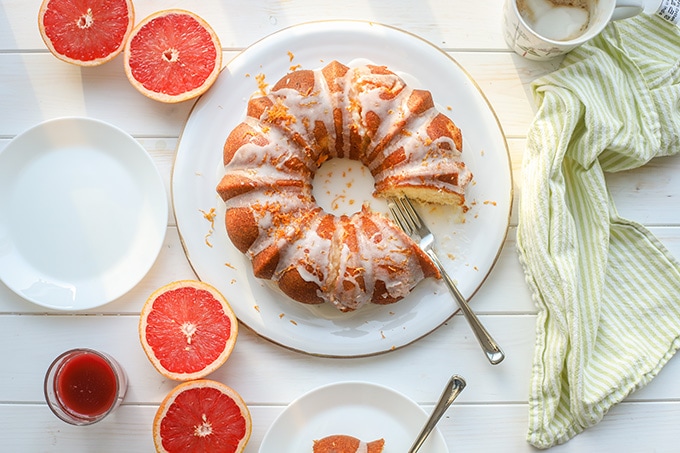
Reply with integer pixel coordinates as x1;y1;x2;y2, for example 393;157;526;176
0;117;167;310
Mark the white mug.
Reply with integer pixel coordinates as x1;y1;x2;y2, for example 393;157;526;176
503;0;644;60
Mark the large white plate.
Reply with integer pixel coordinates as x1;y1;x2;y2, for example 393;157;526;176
173;21;512;356
0;117;167;310
259;381;449;453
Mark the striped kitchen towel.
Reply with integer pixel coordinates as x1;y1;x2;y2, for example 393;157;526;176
517;14;680;449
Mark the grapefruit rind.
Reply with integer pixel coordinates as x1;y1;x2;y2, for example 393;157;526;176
139;280;238;381
153;379;252;453
38;0;135;67
123;9;223;103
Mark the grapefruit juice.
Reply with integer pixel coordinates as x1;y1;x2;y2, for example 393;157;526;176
45;349;127;425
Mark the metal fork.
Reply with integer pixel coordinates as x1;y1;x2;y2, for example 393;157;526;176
388;197;505;365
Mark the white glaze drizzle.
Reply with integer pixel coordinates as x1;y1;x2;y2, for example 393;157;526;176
221;62;471;310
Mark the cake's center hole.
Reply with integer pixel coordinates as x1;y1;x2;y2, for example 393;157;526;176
312;158;379;217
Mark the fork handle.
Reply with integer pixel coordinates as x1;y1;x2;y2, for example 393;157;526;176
427;250;505;365
407;375;466;453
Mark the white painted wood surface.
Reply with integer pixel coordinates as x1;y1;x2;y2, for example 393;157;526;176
1;1;679;451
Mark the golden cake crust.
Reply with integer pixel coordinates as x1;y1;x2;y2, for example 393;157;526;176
216;60;472;312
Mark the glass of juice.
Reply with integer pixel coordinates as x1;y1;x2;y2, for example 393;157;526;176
44;348;128;425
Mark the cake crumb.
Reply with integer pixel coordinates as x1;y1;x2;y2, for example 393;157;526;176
483;200;497;206
290;319;298;326
287;50;295;61
254;305;260;312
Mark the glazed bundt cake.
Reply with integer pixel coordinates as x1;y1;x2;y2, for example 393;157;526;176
313;435;385;453
216;60;472;312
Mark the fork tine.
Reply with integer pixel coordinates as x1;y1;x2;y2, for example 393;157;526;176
388;198;413;235
398;196;422;230
389;198;505;365
393;196;422;234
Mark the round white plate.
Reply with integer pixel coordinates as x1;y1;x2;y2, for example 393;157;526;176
173;21;512;356
0;117;167;310
259;381;448;453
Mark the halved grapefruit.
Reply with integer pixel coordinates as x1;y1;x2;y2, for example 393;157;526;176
124;9;222;103
139;280;238;381
38;0;134;66
153;379;252;453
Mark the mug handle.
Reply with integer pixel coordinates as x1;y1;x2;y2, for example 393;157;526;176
612;0;644;20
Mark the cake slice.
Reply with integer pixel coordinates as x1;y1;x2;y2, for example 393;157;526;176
313;435;385;453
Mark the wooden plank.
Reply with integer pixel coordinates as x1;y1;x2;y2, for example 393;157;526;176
2;0;511;52
2;310;680;405
0;313;537;404
2;401;680;452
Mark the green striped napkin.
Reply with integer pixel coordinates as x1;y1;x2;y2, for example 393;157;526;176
517;14;680;449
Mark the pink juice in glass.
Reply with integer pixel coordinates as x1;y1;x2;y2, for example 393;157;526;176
45;349;127;425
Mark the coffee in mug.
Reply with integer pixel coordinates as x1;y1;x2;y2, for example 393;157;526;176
517;0;594;41
503;0;644;60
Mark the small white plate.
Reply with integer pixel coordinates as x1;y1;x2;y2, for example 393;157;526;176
259;381;449;453
0;117;167;310
173;20;512;356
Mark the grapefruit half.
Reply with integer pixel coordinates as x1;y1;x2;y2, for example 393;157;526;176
154;379;252;453
124;9;222;103
139;280;238;381
38;0;134;66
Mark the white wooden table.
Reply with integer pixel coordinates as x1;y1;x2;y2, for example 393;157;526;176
2;1;679;451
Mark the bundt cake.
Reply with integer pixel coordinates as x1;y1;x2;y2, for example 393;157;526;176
313;435;385;453
216;60;472;312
